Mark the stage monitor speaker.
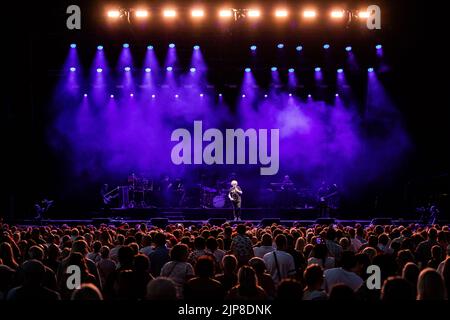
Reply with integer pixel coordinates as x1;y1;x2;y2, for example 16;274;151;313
91;218;110;225
315;218;336;225
151;218;169;228
371;218;393;225
208;218;227;226
260;218;281;227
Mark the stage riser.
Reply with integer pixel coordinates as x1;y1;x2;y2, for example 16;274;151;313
108;208;319;221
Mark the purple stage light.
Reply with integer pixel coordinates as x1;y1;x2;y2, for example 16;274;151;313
288;68;295;73
124;67;131;72
69;67;76;72
96;68;103;73
200;93;204;97
368;67;374;73
242;94;246;98
83;93;87;97
218;93;223;97
376;44;382;50
97;45;104;51
190;67;196;73
308;94;312;98
323;44;330;49
289;93;293;97
296;45;303;52
345;46;352;52
70;43;76;49
264;94;268;98
123;43;129;48
315;67;321;72
335;93;339;97
271;67;278;72
110;94;114;98
145;68;151;73
147;45;154;50
245;68;251;73
169;43;175;48
175;94;179;98
151;94;156;98
193;45;200;50
166;66;173;72
130;93;134;97
337;68;344;73
250;45;257;51
277;43;284;49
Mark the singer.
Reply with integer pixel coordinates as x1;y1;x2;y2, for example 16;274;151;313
228;180;243;221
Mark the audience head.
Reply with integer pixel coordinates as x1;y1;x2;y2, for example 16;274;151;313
381;276;415;300
276;279;303;301
71;283;103;300
195;255;215;278
146;277;177;300
328;284;356;301
304;264;324;290
170;243;189;262
248;257;267;275
275;234;287;251
417;268;446;300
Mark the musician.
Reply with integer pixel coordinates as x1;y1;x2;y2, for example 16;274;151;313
34;198;53;221
228;180;243;221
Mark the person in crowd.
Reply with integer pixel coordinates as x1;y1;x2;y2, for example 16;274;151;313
146;277;177;300
437;245;450;275
263;234;296;286
328;284;357;300
427;245;443;269
0;242;19;270
43;243;60;274
248;257;276;299
275;279;303;301
148;232;170;276
215;254;238;294
133;253;154;300
415;228;438;268
303;264;327;300
71;283;103;300
96;246;116;288
402;262;420;297
57;240;101;289
323;251;364;293
184;255;225;300
381;276;415;300
160;243;195;299
206;236;225;272
6;260;60;301
226;266;267;300
87;241;102;263
0;264;16;300
26;245;57;291
253;233;274;258
442;258;450;300
416;268;446;300
231;224;254;266
188;236;208;266
325;228;343;263
140;234;154;256
307;243;335;270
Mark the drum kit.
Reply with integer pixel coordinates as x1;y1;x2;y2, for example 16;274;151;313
200;184;230;208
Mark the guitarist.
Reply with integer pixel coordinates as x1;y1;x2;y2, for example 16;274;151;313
228;180;243;221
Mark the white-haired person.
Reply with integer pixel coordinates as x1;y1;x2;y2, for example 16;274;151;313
228;180;243;221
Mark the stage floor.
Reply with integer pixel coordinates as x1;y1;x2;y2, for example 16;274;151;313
14;207;441;226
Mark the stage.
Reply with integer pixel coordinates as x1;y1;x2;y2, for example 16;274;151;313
13;206;439;227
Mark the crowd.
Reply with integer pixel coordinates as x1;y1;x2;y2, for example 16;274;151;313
0;220;449;301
